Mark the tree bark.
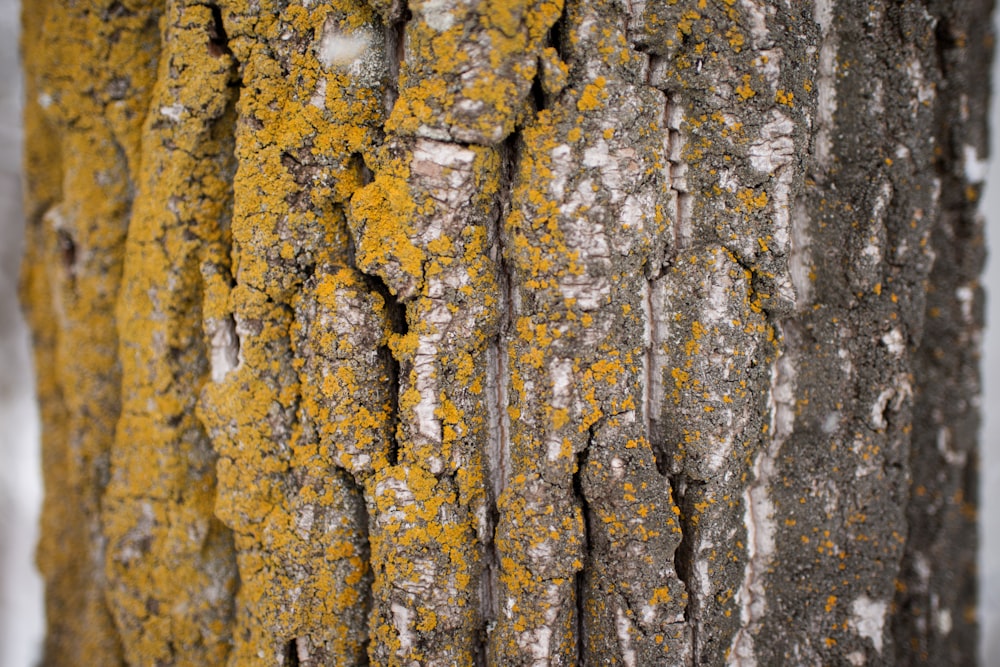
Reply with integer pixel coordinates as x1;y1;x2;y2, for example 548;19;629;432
19;0;990;665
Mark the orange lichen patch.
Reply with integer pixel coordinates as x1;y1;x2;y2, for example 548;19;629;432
349;159;424;295
736;74;756;100
386;0;562;144
677;10;702;37
576;76;609;111
737;188;769;211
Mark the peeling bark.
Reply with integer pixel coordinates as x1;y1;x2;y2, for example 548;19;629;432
20;0;990;665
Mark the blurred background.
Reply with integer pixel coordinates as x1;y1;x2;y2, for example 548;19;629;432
2;2;999;665
0;1;44;666
978;3;1000;657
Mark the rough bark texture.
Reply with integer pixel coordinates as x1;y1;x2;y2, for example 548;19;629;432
19;0;990;665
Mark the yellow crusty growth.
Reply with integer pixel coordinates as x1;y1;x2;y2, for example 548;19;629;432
195;0;391;664
103;4;239;665
22;1;162;664
349;156;425;296
387;0;563;143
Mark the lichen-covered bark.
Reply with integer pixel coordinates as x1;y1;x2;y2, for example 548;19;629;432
20;0;990;665
102;5;239;664
196;2;387;664
21;2;163;664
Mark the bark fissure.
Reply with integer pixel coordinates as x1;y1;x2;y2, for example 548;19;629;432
573;435;593;666
283;639;300;667
662;93;689;256
364;273;407;467
206;3;232;57
480;130;519;654
642;278;663;476
382;4;408;117
55;229;77;278
730;321;798;665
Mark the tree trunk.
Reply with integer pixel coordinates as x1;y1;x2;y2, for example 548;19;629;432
19;0;990;665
